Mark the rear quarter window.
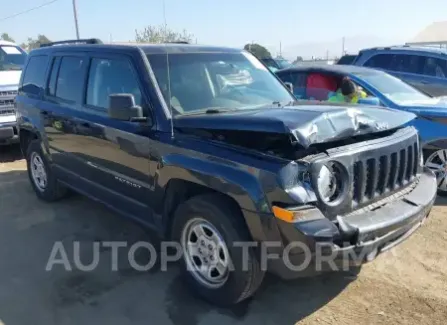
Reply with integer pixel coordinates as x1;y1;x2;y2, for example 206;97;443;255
337;55;357;65
21;55;49;96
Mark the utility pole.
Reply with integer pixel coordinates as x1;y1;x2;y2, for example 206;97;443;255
341;37;345;56
279;41;282;57
72;0;80;39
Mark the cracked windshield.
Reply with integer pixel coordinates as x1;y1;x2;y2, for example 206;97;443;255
1;1;447;325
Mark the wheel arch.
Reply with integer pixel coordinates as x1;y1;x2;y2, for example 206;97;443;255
19;127;40;156
156;156;270;241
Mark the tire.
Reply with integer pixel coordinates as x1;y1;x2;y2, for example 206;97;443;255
26;140;68;201
424;148;447;196
172;194;265;306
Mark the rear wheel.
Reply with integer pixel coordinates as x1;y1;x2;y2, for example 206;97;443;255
425;149;447;196
172;194;264;305
26;140;68;201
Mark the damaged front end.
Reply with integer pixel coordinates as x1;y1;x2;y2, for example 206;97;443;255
176;104;436;277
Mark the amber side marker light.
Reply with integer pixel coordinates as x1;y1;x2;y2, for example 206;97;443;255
272;206;296;223
272;205;322;223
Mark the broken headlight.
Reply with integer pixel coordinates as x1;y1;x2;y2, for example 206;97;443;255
316;161;347;204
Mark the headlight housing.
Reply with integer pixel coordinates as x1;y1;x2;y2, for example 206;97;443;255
316;161;347;205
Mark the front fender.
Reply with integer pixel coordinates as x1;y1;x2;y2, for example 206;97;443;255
155;154;270;213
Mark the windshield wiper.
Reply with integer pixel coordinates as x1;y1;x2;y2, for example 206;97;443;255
205;108;233;114
6;67;22;71
272;100;295;108
180;107;236;116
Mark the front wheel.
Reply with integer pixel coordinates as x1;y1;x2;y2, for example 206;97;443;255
425;149;447;195
172;194;264;306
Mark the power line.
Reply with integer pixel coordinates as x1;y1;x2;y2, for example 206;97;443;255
0;0;60;23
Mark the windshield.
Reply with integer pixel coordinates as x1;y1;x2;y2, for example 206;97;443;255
0;45;27;71
355;71;430;104
146;51;294;115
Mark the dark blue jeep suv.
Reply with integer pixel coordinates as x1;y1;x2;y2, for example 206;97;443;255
15;39;436;305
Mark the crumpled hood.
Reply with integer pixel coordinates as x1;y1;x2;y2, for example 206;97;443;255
0;70;21;87
175;105;416;148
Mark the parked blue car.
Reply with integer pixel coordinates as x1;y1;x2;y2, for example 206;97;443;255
276;64;447;193
348;45;447;97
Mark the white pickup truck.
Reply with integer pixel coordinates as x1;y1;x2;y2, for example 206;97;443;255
0;40;27;145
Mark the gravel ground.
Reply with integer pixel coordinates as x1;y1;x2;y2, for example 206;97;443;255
0;145;446;325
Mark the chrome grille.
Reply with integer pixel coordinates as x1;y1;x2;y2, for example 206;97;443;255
0;90;17;97
0;90;16;116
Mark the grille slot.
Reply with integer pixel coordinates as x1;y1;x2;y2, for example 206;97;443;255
352;140;418;207
0;90;17;97
377;155;389;195
0;91;16;116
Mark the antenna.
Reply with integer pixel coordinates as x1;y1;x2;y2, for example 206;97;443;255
163;0;175;139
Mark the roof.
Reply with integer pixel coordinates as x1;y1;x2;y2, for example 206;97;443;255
277;64;383;75
29;42;242;55
360;45;447;55
0;40;17;46
410;21;447;44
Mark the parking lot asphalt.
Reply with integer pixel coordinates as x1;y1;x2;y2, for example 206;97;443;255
0;145;446;325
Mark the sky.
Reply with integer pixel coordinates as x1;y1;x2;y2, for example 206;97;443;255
1;0;447;59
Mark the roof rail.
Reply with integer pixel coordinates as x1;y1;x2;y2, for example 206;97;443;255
167;41;190;44
40;38;103;48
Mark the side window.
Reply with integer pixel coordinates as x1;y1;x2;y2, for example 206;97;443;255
421;57;447;78
363;54;392;70
388;54;408;72
47;57;61;96
399;55;423;74
86;58;142;109
55;56;85;102
21;55;49;95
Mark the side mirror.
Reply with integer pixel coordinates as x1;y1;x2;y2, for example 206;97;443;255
284;82;294;93
108;94;144;121
357;96;381;106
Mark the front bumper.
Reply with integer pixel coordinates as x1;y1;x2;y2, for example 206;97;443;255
0;121;19;145
269;168;437;279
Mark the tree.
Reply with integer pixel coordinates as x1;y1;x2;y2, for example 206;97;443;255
20;34;51;51
0;33;15;43
135;25;194;43
296;56;303;62
243;43;272;59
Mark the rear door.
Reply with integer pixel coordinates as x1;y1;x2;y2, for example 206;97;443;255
41;53;91;179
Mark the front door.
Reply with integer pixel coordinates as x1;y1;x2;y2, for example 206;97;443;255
75;54;155;224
